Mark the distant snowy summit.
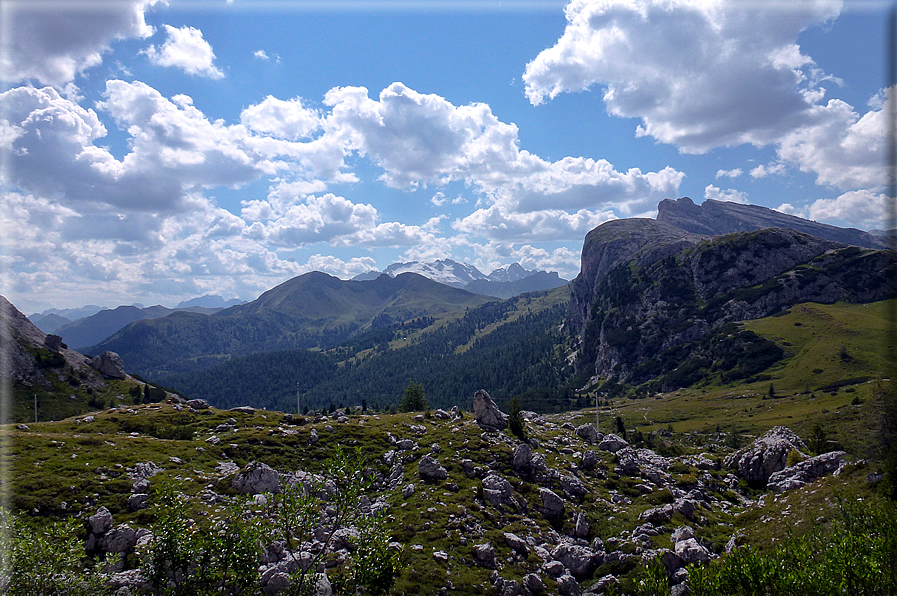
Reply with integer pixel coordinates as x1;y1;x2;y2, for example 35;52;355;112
352;259;568;299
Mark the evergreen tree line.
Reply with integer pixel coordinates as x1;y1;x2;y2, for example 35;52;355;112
158;297;572;413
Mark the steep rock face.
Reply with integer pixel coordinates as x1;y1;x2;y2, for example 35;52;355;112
657;197;883;249
569;225;896;385
568;219;705;362
1;295;102;388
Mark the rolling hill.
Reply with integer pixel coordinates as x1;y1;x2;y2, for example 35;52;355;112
87;271;492;378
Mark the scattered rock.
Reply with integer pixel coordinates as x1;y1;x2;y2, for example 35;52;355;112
98;524;138;553
473;389;508;430
504;532;529;556
542;560;565;578
551;543;601;579
674;538;711;565
230;405;256;414
474;542;496;568
671;526;695;543
396;439;418;451
128;493;149;511
483;474;518;509
581;450;599;471
88;506;113;535
560;474;589;497
523;573;545;594
512;443;533;471
573;512;590;538
556;574;581;596
43;334;63;352
186;399;210;409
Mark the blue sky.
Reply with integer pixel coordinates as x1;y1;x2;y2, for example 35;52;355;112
0;0;891;313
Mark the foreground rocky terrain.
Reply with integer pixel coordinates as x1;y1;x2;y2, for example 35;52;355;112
8;387;882;595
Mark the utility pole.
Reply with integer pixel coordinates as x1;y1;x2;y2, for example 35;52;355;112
34;393;37;423
296;383;300;415
595;393;599;434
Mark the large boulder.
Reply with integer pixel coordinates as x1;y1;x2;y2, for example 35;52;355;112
598;433;629;453
88;506;113;535
575;423;601;445
725;426;808;486
551;543;602;579
512;443;533;471
418;455;448;481
232;461;281;494
473;389;508;430
483;474;517;509
89;351;126;379
767;451;847;492
539;487;565;518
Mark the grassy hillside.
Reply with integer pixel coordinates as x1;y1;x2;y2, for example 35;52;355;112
584;300;894;459
6;390;891;595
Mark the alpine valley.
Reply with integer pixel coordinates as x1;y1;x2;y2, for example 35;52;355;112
2;198;896;596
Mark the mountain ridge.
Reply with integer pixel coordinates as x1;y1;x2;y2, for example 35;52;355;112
87;272;492;378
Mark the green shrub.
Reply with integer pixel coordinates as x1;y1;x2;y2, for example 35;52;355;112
684;499;897;596
399;381;427;412
3;510;114;595
508;397;526;440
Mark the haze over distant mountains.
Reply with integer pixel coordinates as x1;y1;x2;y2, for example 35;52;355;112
28;295;245;345
352;259;568;299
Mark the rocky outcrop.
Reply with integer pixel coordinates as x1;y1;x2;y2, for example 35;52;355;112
567;210;895;385
474;389;508;430
1;295;104;389
725;426;808;487
89;351;127;380
568;219;704;356
767;451;847;492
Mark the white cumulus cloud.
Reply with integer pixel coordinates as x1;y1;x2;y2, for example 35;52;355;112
0;0;159;88
808;190;886;229
144;25;224;79
524;0;842;153
704;184;748;204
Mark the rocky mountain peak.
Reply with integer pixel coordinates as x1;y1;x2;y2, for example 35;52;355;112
657;197;883;248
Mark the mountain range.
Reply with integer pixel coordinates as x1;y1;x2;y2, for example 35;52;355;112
353;259;568;298
85;271;493;378
6;196;895;416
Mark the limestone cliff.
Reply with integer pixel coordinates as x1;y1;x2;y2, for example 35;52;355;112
569;222;896;388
